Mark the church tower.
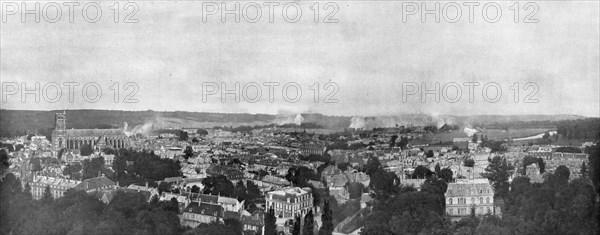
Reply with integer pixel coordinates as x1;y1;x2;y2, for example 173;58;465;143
52;111;67;150
55;111;66;131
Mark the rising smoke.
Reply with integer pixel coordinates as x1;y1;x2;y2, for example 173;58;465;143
348;114;457;130
463;127;478;137
275;113;304;126
123;121;154;137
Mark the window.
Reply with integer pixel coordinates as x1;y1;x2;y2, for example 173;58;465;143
479;197;483;204
471;198;475;204
486;197;490;204
448;198;453;205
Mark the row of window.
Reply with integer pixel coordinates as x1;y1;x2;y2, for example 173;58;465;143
32;186;65;199
448;197;491;205
269;201;311;211
447;206;493;215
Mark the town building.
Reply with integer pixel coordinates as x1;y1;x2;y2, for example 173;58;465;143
265;187;313;219
180;202;224;227
73;176;117;193
300;144;326;156
30;175;81;199
51;111;130;151
445;179;499;221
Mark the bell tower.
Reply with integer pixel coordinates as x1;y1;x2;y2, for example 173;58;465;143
55;111;66;131
52;111;67;151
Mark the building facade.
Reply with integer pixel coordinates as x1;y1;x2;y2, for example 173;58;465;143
445;179;497;221
30;175;81;200
51;111;130;151
266;187;313;219
180;202;224;227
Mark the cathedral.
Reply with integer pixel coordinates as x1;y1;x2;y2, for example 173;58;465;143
51;111;130;151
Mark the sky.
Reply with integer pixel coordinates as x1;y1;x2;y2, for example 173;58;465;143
1;1;599;117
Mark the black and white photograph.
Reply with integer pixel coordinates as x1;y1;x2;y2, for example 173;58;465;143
0;0;599;234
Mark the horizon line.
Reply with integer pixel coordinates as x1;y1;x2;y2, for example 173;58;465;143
0;108;595;119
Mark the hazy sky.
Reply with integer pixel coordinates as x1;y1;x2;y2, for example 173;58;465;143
1;1;599;117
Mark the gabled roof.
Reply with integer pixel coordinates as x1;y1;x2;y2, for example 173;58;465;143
183;202;224;217
330;174;348;188
196;193;219;204
218;196;239;205
262;175;290;186
445;181;494;197
74;176;115;191
65;129;126;137
224;211;241;220
241;211;265;226
122;188;153;201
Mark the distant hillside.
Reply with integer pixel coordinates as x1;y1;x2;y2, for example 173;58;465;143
0;109;587;138
0;109;277;138
449;114;585;124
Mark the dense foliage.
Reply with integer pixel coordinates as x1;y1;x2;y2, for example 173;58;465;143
0;173;183;235
112;149;182;186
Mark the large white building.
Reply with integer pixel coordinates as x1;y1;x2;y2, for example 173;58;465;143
266;187;313;219
30;175;81;199
445;179;500;221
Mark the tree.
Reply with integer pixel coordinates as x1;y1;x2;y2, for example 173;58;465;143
191;185;200;193
184;146;194;159
192;221;238;235
285;166;318;187
303;210;314;235
158;182;172;194
537;158;546;173
80;144;94;156
337;162;350;172
292;215;302;235
82;157;105;180
481;156;514;198
435;163;441;176
464;158;475;167
580;162;588;178
425;150;434;158
348;182;363;199
196;129;208;136
63;163;83;180
1;149;10;177
390;135;398;148
233;181;247;202
265;207;277;235
553;165;570;186
179;130;189;141
420;176;448;215
42;185;53;203
411;166;432;179
365;157;382;177
472;134;479;143
169;197;180;213
224;218;243;235
584;144;599;196
202;175;234;197
246;180;261;201
439;168;454;183
319;200;334;235
23;183;32;199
